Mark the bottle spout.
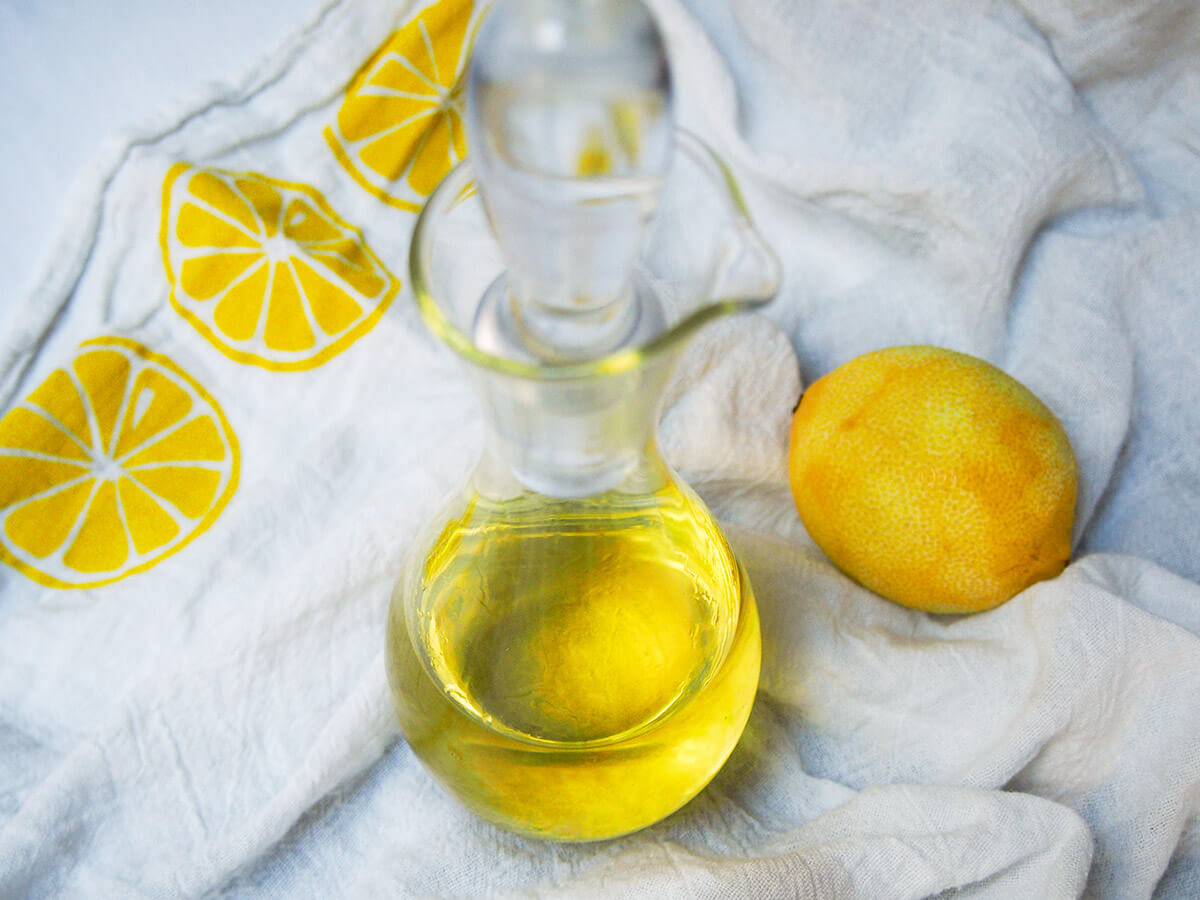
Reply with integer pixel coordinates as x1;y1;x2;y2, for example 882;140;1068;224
711;219;783;307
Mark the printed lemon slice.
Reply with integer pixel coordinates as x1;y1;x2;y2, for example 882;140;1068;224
325;0;484;211
161;165;399;371
0;337;239;589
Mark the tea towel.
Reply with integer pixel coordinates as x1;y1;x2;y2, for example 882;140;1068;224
1;0;1199;897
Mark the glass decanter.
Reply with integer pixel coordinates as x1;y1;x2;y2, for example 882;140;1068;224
385;0;781;841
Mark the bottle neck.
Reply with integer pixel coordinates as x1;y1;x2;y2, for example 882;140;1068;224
467;355;676;499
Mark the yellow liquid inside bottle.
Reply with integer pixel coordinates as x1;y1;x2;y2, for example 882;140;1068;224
385;479;761;841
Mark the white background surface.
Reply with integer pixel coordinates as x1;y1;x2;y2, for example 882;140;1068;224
0;0;327;304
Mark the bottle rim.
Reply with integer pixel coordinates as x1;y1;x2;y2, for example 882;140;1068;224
409;129;782;383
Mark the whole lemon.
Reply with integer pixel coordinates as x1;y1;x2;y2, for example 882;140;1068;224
788;345;1076;614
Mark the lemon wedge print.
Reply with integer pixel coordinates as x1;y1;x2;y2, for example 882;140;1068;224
161;165;399;371
0;337;239;589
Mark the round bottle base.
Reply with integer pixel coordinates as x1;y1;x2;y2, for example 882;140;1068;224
385;562;761;842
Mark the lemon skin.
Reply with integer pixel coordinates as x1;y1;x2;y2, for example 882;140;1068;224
788;345;1077;614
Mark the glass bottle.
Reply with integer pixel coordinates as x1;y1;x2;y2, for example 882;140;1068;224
385;0;781;841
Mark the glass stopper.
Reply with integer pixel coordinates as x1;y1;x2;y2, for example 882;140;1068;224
466;0;674;360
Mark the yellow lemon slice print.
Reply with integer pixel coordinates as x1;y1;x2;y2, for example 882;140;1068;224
325;0;483;212
161;165;399;371
0;337;239;589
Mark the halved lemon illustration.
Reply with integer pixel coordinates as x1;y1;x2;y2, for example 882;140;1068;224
161;165;399;371
0;337;239;589
325;0;483;211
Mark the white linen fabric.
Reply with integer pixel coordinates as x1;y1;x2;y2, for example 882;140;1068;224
1;0;1198;897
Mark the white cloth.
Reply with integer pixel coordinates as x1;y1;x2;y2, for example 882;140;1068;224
1;1;1199;898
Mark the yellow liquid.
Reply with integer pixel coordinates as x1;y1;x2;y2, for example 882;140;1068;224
385;480;761;841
